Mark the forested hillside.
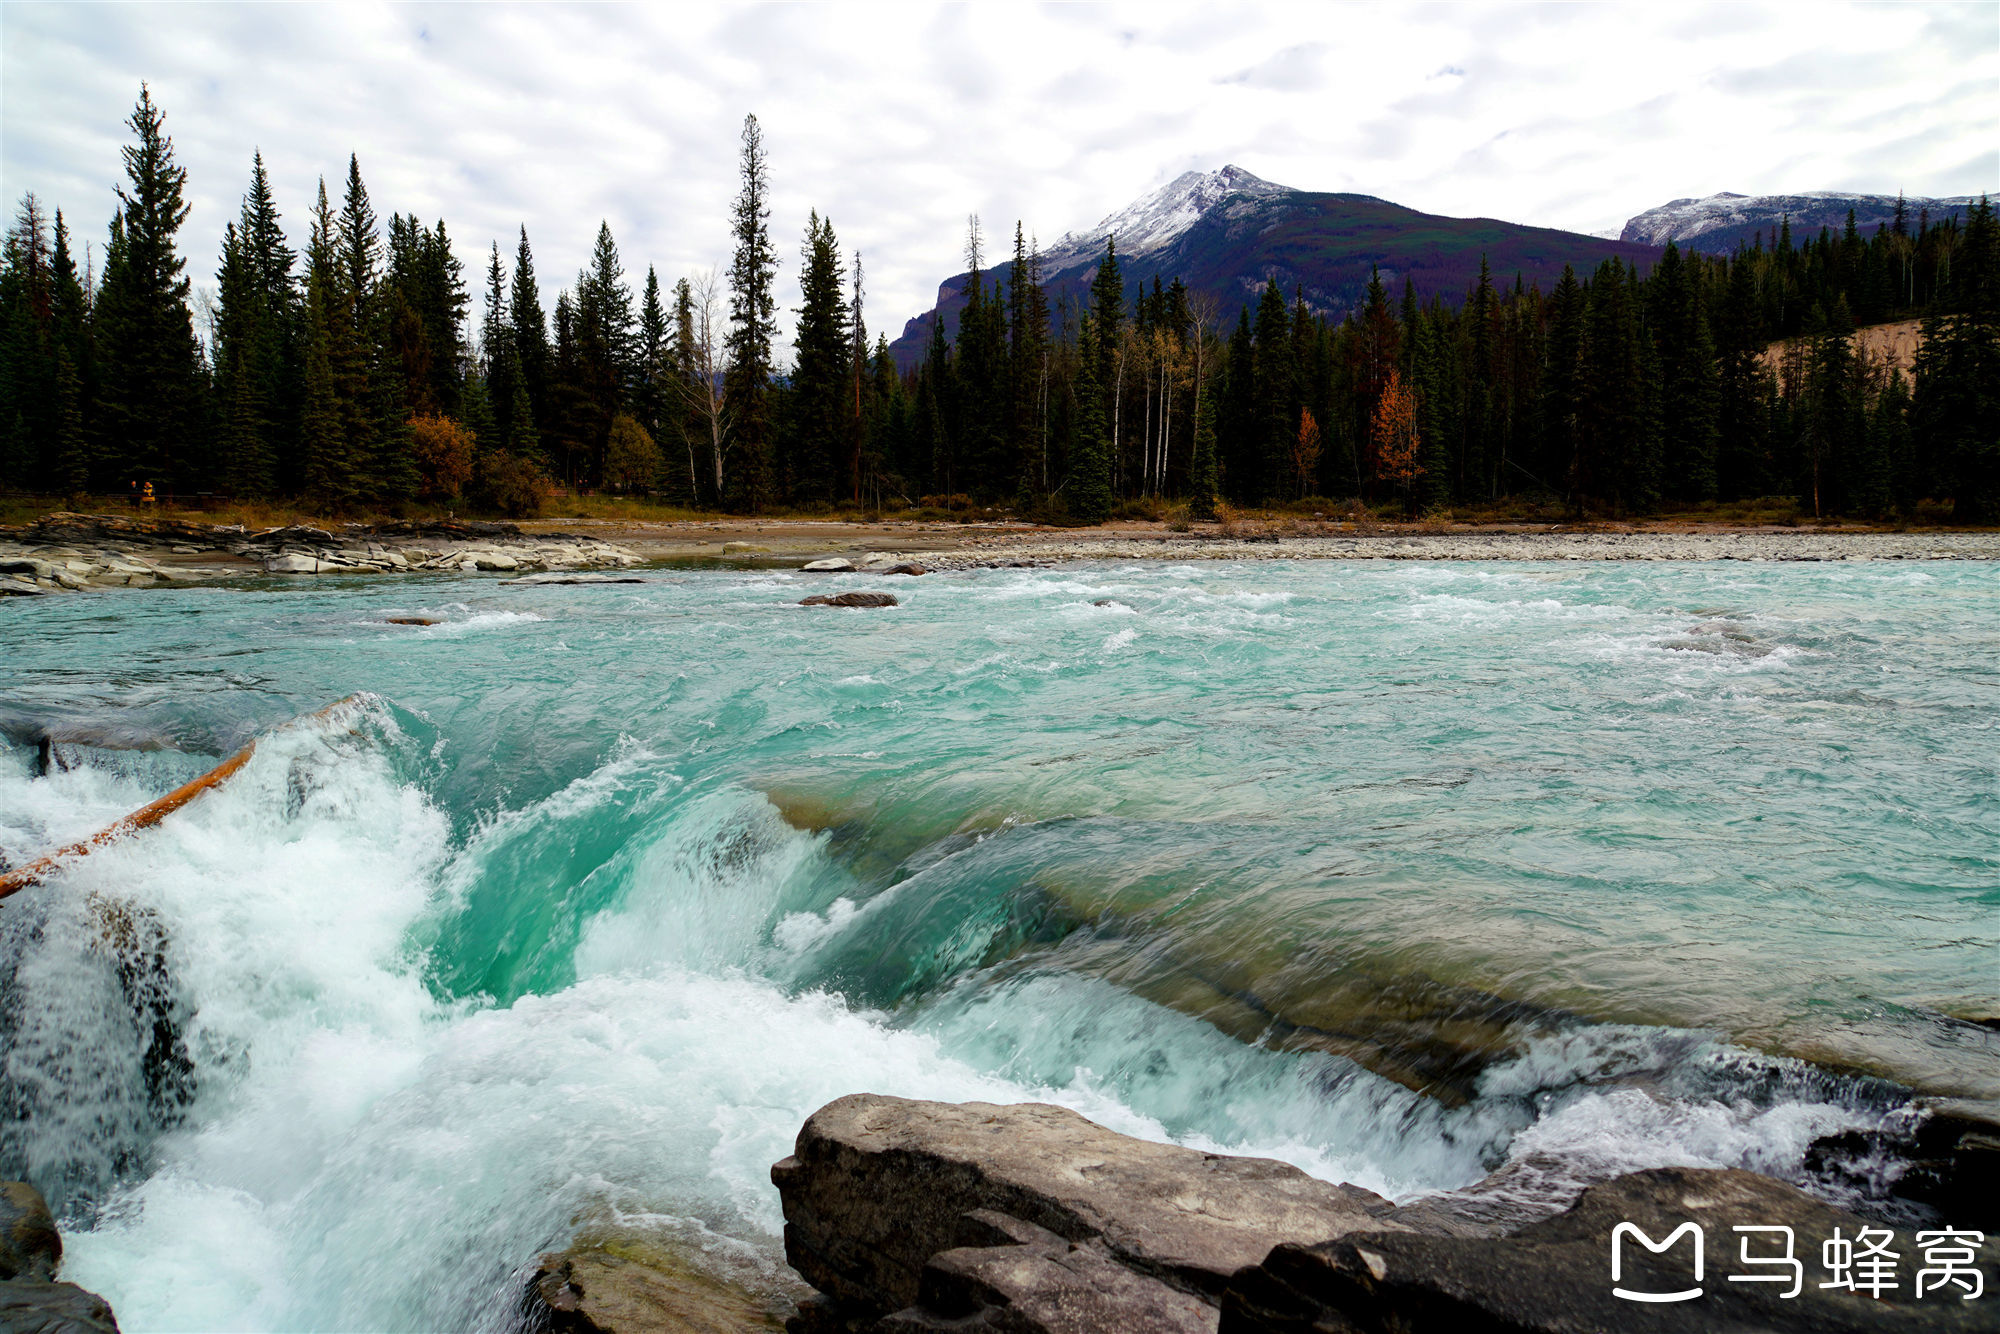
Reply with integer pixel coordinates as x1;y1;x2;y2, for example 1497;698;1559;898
2;88;1994;523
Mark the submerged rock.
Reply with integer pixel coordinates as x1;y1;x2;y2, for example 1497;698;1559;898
520;1231;792;1333
799;592;898;608
385;617;443;626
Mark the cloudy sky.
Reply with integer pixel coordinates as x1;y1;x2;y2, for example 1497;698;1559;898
4;2;1994;353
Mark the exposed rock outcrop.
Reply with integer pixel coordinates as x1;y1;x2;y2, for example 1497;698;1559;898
774;1096;2000;1334
0;1182;120;1333
771;1094;1402;1332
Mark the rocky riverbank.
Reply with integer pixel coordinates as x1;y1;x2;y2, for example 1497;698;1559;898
884;527;2000;569
5;515;1996;599
766;1094;1997;1334
0;512;640;596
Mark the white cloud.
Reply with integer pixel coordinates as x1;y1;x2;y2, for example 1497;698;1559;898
2;0;1992;356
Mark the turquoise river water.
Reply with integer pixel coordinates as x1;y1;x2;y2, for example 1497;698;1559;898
0;559;1995;1330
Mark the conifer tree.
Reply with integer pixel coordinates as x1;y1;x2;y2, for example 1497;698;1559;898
92;85;204;490
511;227;551;435
789;210;849;503
725;113;778;507
1253;280;1293;503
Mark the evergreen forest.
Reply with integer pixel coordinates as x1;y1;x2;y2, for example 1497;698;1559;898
3;87;1996;523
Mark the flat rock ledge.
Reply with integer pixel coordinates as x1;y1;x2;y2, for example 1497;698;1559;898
0;512;639;596
0;1180;120;1332
773;1094;1998;1334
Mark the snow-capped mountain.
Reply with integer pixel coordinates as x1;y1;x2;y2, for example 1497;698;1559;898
1621;191;1979;253
1037;165;1295;272
888;167;1660;368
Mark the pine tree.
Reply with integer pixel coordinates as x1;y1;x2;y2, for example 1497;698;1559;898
725;113;778;507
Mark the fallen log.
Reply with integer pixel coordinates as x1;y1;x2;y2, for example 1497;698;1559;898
0;696;360;901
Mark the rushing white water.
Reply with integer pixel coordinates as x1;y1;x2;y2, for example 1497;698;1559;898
2;561;1990;1330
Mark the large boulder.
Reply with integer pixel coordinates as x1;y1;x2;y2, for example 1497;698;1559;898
802;558;857;572
0;1182;59;1281
0;1181;121;1333
0;1281;121;1333
520;1230;794;1333
771;1094;1400;1330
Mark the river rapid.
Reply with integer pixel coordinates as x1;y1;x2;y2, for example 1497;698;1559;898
1;559;1994;1330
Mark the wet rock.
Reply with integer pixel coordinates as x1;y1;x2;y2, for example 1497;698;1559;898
520;1232;790;1333
771;1094;1400;1330
0;1182;60;1281
385;617;443;626
1222;1166;2000;1334
803;558;858;572
0;577;47;597
880;564;927;576
1808;1099;2000;1230
0;1281;121;1333
799;592;898;608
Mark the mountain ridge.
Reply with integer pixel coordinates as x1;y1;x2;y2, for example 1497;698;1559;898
1619;190;1981;253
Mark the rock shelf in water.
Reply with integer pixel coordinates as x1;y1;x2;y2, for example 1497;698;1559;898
770;1095;1998;1334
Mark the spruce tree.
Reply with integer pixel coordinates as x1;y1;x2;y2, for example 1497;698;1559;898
789;210;849;504
1253;280;1293;504
725;113;778;507
511;227;551;436
1187;376;1219;520
92;85;204;491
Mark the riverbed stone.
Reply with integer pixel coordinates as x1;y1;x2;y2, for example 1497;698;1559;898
0;1182;59;1281
803;558;857;572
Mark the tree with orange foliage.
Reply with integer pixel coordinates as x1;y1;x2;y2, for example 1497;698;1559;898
1371;369;1423;506
409;413;476;501
1292;407;1323;499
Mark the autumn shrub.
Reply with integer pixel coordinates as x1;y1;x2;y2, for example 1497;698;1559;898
410;414;476;501
474;451;547;518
